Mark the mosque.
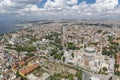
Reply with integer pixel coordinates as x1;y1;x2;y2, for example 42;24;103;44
63;43;115;74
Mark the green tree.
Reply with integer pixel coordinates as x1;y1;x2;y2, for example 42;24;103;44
62;57;65;62
115;64;119;69
75;71;82;80
68;74;74;80
50;48;58;56
67;42;77;50
54;54;62;60
71;53;74;57
15;44;23;52
97;29;102;33
103;67;107;72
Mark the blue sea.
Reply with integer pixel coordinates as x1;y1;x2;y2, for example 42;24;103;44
0;21;24;34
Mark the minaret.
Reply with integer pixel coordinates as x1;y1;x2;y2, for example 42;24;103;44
83;42;85;50
100;44;103;55
82;42;86;53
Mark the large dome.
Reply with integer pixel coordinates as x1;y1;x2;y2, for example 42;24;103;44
84;47;96;57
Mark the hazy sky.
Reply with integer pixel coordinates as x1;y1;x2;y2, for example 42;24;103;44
0;0;120;21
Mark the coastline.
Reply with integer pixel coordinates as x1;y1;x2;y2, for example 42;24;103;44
0;22;32;35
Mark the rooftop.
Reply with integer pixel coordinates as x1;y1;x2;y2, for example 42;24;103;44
19;63;39;76
85;47;96;54
113;40;120;43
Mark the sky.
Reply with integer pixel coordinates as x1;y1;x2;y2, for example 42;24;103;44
0;0;120;21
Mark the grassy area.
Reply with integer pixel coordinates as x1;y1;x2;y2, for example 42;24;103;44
25;53;34;57
15;44;36;52
32;68;44;77
51;72;74;80
39;57;83;80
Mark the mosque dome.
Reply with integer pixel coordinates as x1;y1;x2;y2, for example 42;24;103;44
85;47;96;53
84;47;96;57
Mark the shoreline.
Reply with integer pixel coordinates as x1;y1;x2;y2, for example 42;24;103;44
0;23;32;35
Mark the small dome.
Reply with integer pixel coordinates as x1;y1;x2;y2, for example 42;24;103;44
89;76;100;80
85;47;96;53
95;59;99;62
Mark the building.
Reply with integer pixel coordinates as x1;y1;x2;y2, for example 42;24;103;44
40;72;50;80
27;74;39;80
89;76;100;80
112;75;120;80
117;52;120;71
84;47;96;56
19;63;39;76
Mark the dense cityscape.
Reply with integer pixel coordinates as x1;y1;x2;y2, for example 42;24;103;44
0;20;120;80
1;0;120;80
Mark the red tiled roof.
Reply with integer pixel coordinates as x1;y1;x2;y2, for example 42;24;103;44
12;56;35;71
19;63;39;75
26;56;35;62
18;61;26;66
113;40;120;43
117;52;120;66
